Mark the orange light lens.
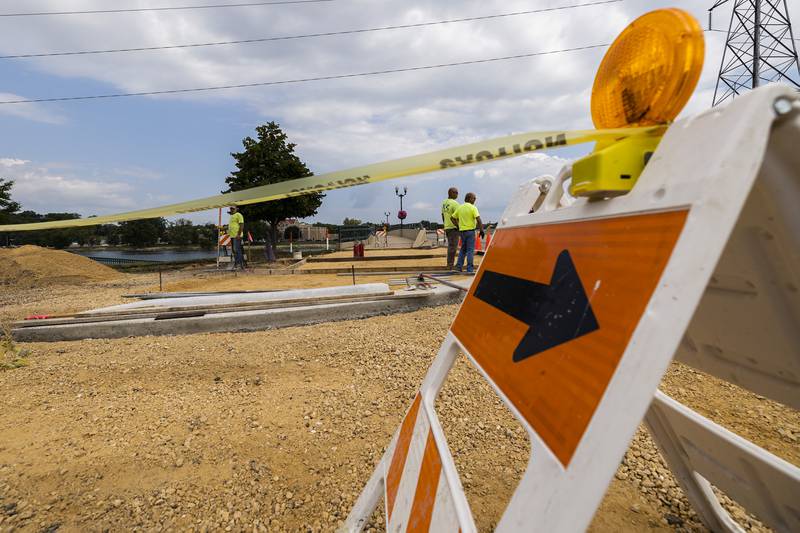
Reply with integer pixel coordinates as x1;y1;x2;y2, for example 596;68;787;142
591;8;704;129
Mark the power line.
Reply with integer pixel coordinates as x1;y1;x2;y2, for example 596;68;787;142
0;0;333;18
0;0;620;59
0;44;609;105
706;27;800;43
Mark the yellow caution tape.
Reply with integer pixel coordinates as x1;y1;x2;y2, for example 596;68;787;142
0;126;661;232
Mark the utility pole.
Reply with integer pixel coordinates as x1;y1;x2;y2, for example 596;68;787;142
710;0;800;106
395;186;408;238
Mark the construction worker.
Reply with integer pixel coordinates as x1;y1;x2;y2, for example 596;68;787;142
263;227;277;263
441;187;460;270
451;192;484;273
227;206;245;270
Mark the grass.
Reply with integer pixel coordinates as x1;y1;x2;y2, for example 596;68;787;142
0;322;29;370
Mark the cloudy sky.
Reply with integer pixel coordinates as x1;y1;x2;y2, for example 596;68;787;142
1;0;798;225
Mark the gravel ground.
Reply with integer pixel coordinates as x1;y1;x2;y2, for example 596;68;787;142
0;271;435;323
0;277;154;323
1;273;797;532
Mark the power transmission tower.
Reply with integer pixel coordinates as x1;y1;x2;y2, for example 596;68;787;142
709;0;800;106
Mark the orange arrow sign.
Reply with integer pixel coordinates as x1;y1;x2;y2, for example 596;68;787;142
452;210;688;466
473;250;600;362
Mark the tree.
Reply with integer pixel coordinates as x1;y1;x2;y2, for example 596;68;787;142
245;219;268;242
284;226;301;240
0;178;20;224
164;219;196;246
2;207;104;249
224;122;324;257
342;217;362;226
196;223;219;249
119;218;166;247
45;230;76;249
29;214;83;249
420;219;441;230
95;224;122;246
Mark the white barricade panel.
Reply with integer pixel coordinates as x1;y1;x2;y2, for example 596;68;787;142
382;393;459;532
451;211;686;467
345;86;800;533
347;385;474;533
674;110;800;409
646;392;800;533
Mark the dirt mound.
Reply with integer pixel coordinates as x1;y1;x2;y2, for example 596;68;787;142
0;245;121;288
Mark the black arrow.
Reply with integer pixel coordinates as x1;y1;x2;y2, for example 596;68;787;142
473;249;599;362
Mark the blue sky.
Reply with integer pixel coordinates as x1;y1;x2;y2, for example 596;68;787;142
1;0;798;226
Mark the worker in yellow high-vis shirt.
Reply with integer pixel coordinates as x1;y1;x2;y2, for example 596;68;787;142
451;192;484;273
227;206;245;270
440;187;460;270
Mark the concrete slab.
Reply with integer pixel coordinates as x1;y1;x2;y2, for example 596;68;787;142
295;265;451;275
90;283;392;314
123;290;285;300
13;285;466;342
412;229;430;248
306;254;441;263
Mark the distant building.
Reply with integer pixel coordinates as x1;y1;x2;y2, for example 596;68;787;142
277;220;328;241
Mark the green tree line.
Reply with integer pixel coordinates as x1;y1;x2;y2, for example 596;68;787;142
0;194;223;249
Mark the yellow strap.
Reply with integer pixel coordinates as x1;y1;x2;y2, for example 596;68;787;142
0;126;660;232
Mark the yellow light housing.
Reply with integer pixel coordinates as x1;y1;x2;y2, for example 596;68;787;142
591;8;704;129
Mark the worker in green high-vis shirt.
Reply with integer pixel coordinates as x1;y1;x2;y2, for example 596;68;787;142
227;206;245;270
441;187;460;270
451;192;484;274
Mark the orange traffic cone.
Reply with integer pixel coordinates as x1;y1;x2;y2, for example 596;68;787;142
475;232;483;252
485;231;492;249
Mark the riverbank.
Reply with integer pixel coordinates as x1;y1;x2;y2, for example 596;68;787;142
72;242;332;256
69;244;333;269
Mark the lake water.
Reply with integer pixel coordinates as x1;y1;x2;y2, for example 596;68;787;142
73;243;331;264
73;249;218;263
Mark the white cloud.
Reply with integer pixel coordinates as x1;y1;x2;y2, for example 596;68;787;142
1;158;136;214
0;93;65;124
0;158;30;167
113;166;164;181
1;0;797;223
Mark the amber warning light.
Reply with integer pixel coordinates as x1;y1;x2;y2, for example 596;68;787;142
571;8;705;198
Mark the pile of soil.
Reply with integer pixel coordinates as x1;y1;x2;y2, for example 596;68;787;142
0;245;120;288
